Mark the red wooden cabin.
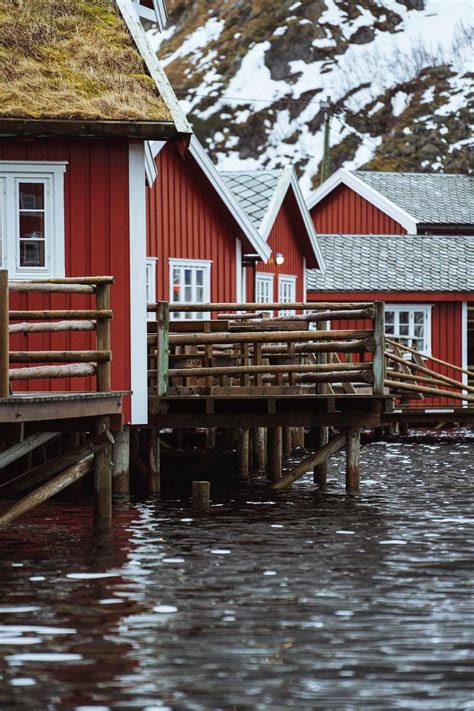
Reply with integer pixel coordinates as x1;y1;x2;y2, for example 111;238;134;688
306;171;474;401
146;137;270;315
0;0;192;424
221;167;324;307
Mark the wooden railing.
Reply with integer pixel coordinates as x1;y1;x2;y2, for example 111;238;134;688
147;301;386;397
0;271;113;397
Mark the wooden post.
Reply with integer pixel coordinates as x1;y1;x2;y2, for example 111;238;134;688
283;427;292;456
268;427;282;482
206;428;216;449
94;416;112;529
272;432;346;490
96;283;111;392
156;301;169;396
373;301;385;396
0;270;9;398
254;427;266;472
112;428;130;494
192;480;210;510
313;426;329;488
147;428;160;494
345;427;361;494
238;428;250;480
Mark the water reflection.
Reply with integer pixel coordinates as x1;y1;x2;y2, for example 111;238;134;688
0;441;473;709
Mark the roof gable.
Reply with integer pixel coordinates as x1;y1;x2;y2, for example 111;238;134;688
307;233;474;292
0;0;190;139
152;138;271;262
221;167;325;270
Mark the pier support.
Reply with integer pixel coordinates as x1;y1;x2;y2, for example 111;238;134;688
94;416;113;529
254;428;266;473
283;428;293;456
192;480;210;510
313;426;329;488
147;428;161;495
345;427;361;495
112;428;130;495
206;428;216;449
238;428;250;480
268;427;283;482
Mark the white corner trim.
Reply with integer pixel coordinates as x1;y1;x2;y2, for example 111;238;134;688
129;143;148;425
236;238;243;302
259;166;293;242
190;137;271;262
302;257;307;301
289;172;325;272
306;168;418;233
117;0;191;135
462;300;468;406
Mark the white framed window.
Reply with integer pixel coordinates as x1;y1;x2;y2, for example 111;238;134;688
385;304;431;355
256;273;274;317
146;257;157;321
169;258;211;320
278;275;297;316
0;161;66;279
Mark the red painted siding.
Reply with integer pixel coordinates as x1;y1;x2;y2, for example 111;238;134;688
1;137;132;422
147;142;238;303
249;191;306;302
309;291;463;407
311;184;406;234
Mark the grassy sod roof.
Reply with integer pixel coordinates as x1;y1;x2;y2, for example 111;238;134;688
0;0;173;125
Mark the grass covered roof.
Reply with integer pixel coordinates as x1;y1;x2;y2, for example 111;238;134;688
0;0;173;124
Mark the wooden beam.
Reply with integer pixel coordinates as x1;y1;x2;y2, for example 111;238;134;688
9;320;96;334
168;302;372;312
93;417;113;529
345;427;361;494
271;433;346;490
9;363;96;380
0;118;180;140
9;351;110;363
9;309;112;320
0;432;59;470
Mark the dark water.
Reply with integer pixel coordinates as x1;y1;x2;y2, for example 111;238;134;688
0;441;474;710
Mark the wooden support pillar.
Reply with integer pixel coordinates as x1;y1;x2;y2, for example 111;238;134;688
112;428;130;495
192;480;210;510
399;421;409;436
268;427;282;482
206;428;216;449
254;427;266;472
94;416;112;529
238;428;250;480
313;426;329;488
147;428;160;495
295;427;305;449
345;427;361;495
283;427;292;456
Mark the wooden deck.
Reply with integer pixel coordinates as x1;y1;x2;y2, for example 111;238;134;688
0;391;123;427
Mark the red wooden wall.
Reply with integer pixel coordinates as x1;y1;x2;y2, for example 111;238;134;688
147;141;239;303
309;291;464;407
248;192;306;302
311;184;406;234
1;137;132;422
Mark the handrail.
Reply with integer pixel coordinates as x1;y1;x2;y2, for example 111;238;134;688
147;300;386;397
3;273;114;396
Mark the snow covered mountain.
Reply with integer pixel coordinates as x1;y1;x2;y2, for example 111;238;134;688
152;0;473;194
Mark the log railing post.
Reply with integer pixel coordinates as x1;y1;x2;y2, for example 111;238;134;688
0;270;8;398
96;282;111;392
373;301;385;396
156;301;169;397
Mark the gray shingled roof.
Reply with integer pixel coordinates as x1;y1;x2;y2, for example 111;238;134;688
220;170;282;230
353;172;474;225
307;234;474;292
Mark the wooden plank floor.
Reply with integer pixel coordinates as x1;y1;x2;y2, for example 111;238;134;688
0;392;124;425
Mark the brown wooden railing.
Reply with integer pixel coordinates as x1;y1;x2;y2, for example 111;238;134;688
147;301;385;397
0;271;113;397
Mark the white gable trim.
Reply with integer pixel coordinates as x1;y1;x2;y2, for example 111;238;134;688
306;168;418;233
258;166;325;272
132;0;168;30
117;1;191;135
145;142;158;186
187;137;271;262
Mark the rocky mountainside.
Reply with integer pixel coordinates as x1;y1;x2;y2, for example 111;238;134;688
153;0;473;193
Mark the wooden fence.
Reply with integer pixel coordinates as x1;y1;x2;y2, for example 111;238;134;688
147;301;385;397
0;271;113;398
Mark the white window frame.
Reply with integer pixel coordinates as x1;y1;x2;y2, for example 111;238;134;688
385;304;432;356
146;257;158;321
255;272;274;317
278;274;297;316
0;161;66;279
169;258;211;320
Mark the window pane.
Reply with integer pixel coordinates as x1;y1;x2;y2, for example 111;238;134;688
172;268;181;302
414;324;424;338
385;324;395;335
399;312;409;325
196;270;204;287
385;312;394;325
399;324;409;336
414;312;424;324
184;269;192;286
19;183;44;210
196;286;204;303
20;240;45;267
184;285;192;302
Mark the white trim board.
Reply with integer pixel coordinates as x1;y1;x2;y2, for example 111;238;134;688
132;0;168;30
306;168;419;233
129;143;148;425
117;0;191;135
